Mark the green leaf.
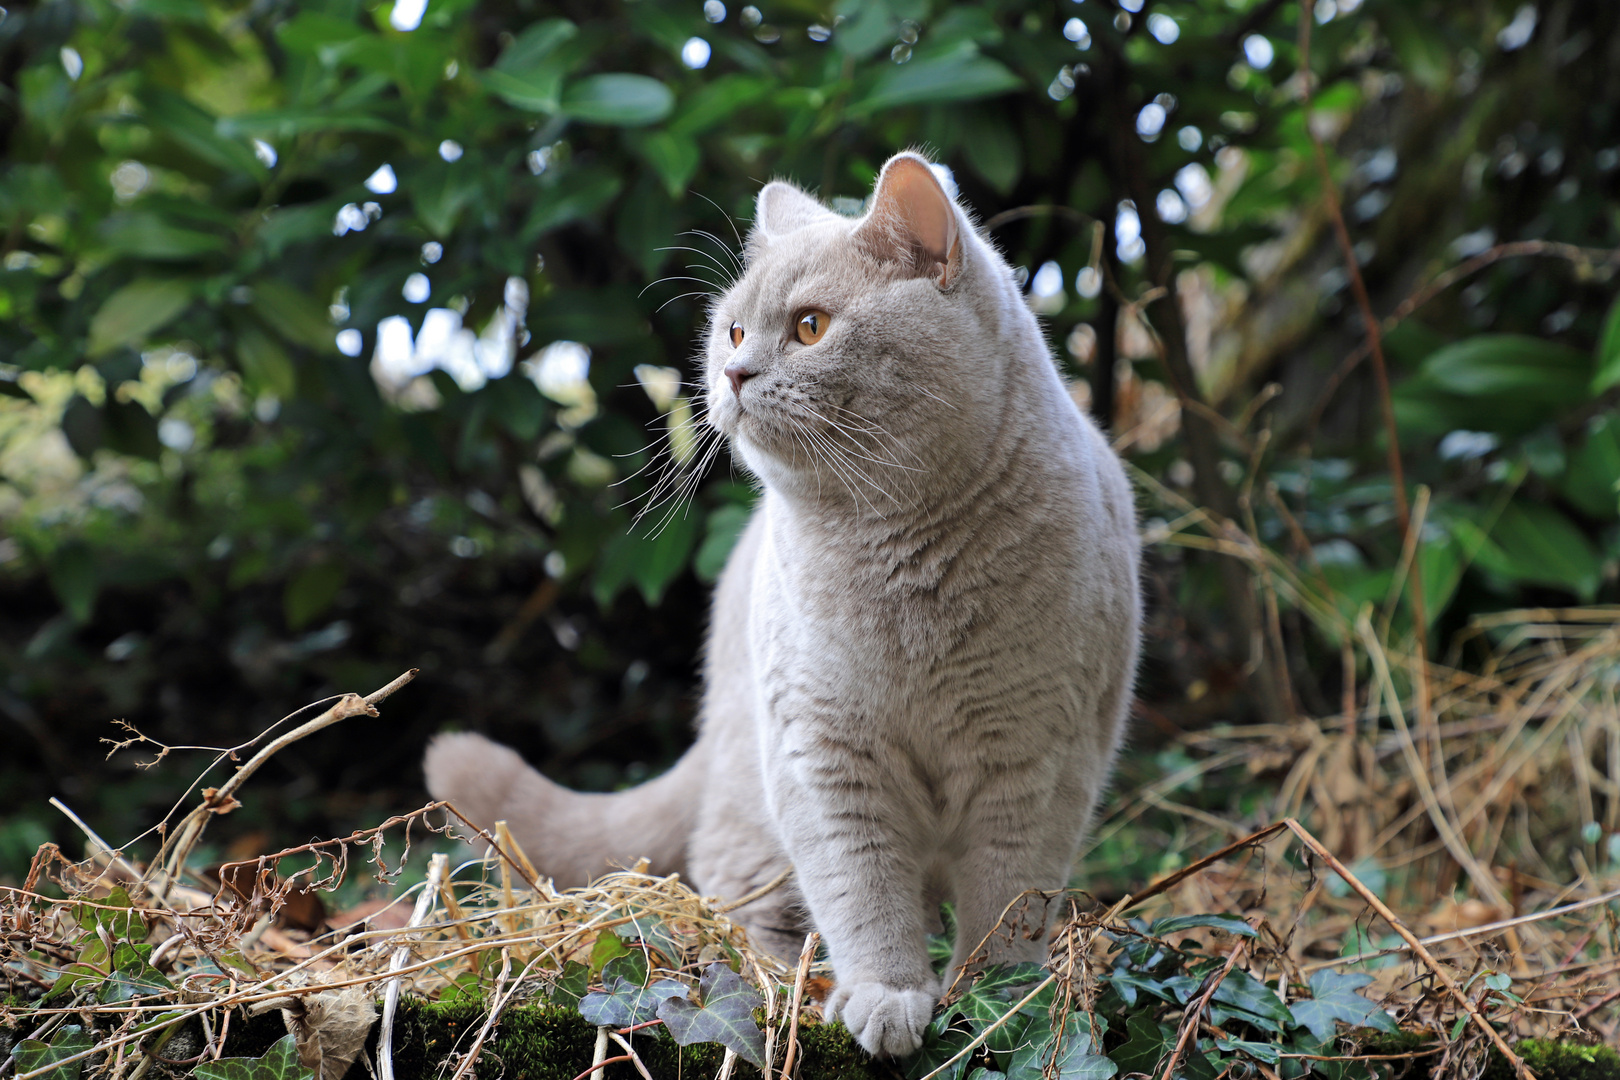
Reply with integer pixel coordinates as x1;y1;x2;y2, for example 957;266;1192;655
104;399;163;461
632;511;699;606
632;130;701;199
1467;500;1603;600
1110;1012;1171;1076
550;960;590;1009
1005;1014;1114;1080
140;88;266;179
1104;966;1178;1006
284;563;346;630
522;169;625;241
48;540;98;624
237;328;298;399
560;75;674;126
249;280;337;354
695;504;751;582
99;213;230;260
1146;915;1258;939
482;68;565;114
657;962;767;1069
1288;970;1398;1044
495;19;578;73
1214;1037;1280;1064
100;942;175;1003
275;13;366;60
11;1025;94;1080
88;278;193;356
904;1020;975;1080
1562;412;1620;520
1210;970;1293;1033
75;886;142;939
590;930;631;974
194;1034;314;1080
528;288;645;345
579;966;687;1027
856;51;1022;114
669;75;773;136
1422;334;1592;398
1594;294;1620;392
962;110;1020;195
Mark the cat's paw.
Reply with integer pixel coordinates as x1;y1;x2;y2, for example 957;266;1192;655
826;981;938;1058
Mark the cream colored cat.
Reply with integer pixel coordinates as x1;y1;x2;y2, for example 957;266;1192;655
425;151;1141;1057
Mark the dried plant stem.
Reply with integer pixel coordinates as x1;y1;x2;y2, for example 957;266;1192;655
48;798;148;888
713;867;792;914
1283;818;1536;1080
1296;0;1438;779
1157;932;1251;1080
379;852;448;1080
606;1031;655;1080
449;947;543;1080
1357;613;1507;909
778;932;819;1080
148;670;417;901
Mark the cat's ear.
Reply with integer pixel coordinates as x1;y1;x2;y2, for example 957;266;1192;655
753;181;836;240
853;152;961;288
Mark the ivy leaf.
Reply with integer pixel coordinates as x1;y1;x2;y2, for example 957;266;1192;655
589;929;630;974
579;953;686;1028
1005;1014;1115;1080
656;963;766;1069
1210;970;1293;1033
75;886;144;940
1288;970;1398;1044
550;960;590;1009
1147;915;1258;939
194;1034;314;1080
1214;1037;1281;1064
904;1021;975;1080
1110;1012;1172;1076
99;942;174;1003
10;1025;94;1080
1104;966;1178;1007
945;963;1045;1052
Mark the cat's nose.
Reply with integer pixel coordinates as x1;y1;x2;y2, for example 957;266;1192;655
724;361;756;398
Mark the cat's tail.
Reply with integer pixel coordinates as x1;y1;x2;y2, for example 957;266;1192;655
423;731;710;887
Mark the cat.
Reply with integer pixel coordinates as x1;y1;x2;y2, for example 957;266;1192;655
424;151;1142;1058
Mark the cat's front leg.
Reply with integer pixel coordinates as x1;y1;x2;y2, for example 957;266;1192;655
770;771;939;1057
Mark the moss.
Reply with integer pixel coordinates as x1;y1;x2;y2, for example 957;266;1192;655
218;996;886;1080
1482;1039;1620;1080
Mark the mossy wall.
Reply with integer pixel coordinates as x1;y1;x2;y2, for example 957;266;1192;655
220;998;886;1080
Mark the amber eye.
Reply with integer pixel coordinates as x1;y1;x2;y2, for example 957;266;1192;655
729;322;744;348
796;310;830;345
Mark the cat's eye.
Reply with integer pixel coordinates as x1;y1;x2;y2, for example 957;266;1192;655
729;322;745;348
796;310;831;346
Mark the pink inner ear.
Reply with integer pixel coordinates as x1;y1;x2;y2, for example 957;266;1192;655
875;159;958;265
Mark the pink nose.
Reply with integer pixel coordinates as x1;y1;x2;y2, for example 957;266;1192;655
725;362;755;398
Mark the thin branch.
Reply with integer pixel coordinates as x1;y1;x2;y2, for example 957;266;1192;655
1283;818;1536;1080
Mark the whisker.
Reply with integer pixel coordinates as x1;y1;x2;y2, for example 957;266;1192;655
690;195;746;263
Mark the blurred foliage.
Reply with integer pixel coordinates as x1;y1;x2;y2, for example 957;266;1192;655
1;0;1618;875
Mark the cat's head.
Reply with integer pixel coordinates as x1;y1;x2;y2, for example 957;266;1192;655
702;151;1034;509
